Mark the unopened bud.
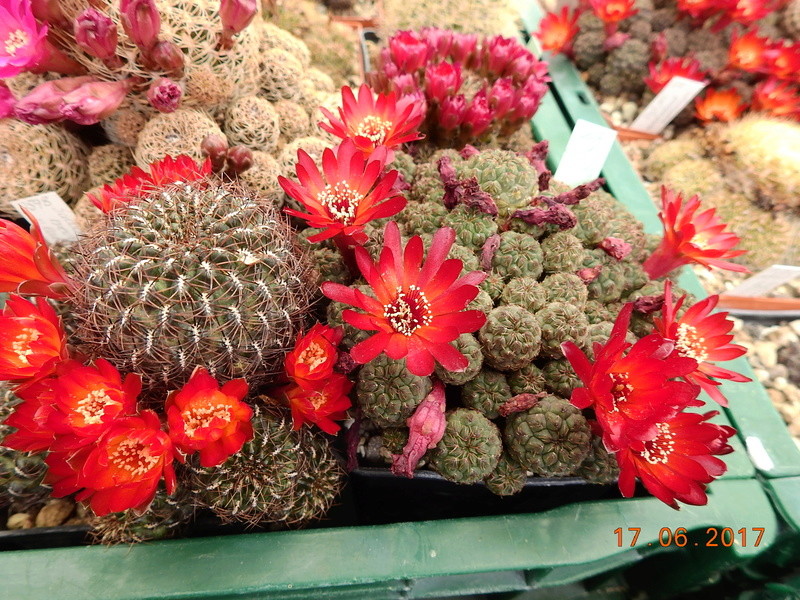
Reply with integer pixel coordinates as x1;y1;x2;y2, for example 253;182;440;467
121;0;161;52
74;8;120;64
218;0;258;50
225;145;253;176
146;78;182;112
201;134;229;172
146;40;185;78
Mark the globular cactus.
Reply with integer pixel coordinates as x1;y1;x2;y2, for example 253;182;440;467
540;232;584;274
461;368;512;419
88;144;136;188
535;302;590;358
69;180;315;390
356;355;433;427
274;100;311;141
238;151;284;206
442;205;499;251
0;121;89;214
224;96;280;153
90;488;194;544
492;232;544;281
501;277;548;313
435;334;484;385
457;151;540;219
479;306;542;371
542;359;583;399
508;362;547;396
505;396;591;477
485;452;527;497
260;49;305;103
576;435;620;484
135;109;225;168
189;404;343;525
430;409;503;484
539;273;588;309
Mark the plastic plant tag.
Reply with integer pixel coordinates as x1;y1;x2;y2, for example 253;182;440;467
553;118;617;187
11;191;82;245
630;76;707;135
723;265;800;297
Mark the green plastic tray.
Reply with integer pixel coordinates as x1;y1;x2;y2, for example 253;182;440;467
519;0;800;480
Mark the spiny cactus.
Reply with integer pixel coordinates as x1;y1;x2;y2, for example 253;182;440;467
430;409;503;484
479;306;542;371
485;452;528;497
356;355;433;427
189;404;343;526
69;180;315;390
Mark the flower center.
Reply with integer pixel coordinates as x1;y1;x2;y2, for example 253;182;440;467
317;181;364;226
354;115;393;145
640;422;675;465
183;403;232;437
298;341;327;371
309;390;328;410
76;389;116;426
383;285;433;336
675;322;709;363
12;327;41;365
4;30;30;56
110;438;159;478
610;373;633;412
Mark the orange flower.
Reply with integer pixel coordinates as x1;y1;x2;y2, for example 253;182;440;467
285;373;352;435
0;294;67;384
752;77;800;119
0;213;73;299
643;187;748;279
645;57;708;94
536;7;581;55
765;40;800;81
728;28;769;72
695;88;746;123
284;323;343;389
75;410;176;515
676;0;718;21
589;0;637;24
1;377;57;453
47;358;141;451
165;367;252;467
88;154;212;213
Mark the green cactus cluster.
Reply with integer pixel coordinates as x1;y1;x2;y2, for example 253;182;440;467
347;147;667;494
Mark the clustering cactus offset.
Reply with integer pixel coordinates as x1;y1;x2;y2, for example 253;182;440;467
429;409;503;484
505;396;591;477
356;355;433;427
189;405;343;525
69;180;316;390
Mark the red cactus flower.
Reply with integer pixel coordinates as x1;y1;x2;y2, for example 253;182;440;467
322;222;487;376
617;410;736;509
74;409;176;515
46;359;141;451
0;295;67;384
676;0;720;21
0;214;73;299
284;373;352;435
728;28;770;72
44;444;93;499
765;40;800;81
654;280;751;407
319;84;424;154
285;323;343;389
695;88;747;123
590;0;637;24
752;77;800;119
1;377;56;452
536;7;581;55
278;139;406;246
727;0;782;26
645;57;708;94
562;304;701;452
88;154;212;213
643;186;748;279
424;62;463;104
165;367;252;467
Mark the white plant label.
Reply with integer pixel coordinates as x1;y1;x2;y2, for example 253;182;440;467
11;191;82;246
630;76;707;135
553;118;617;187
723;264;800;297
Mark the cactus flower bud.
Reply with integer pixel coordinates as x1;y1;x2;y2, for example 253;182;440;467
487;77;515;118
449;32;478;65
60;78;133;125
463;91;494;137
146;77;181;112
218;0;258;50
146;40;184;77
424;61;462;103
14;76;96;125
439;94;467;130
225;145;253;176
388;31;430;72
389;73;418;95
74;8;120;63
31;0;68;27
419;27;453;58
391;380;447;478
120;0;161;52
201;134;229;172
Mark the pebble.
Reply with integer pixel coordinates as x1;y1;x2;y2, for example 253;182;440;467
621;101;638;122
7;513;34;530
752;342;778;369
35;498;75;528
790;320;800;337
610;111;623;126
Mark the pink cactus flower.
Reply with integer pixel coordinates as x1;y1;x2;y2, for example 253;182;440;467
448;32;478;65
439;94;467;130
120;0;160;52
424;61;462;103
391;380;447;478
388;30;430;72
463;90;494;137
14;75;95;124
60;78;133;125
0;81;15;117
0;0;48;78
74;8;119;63
146;77;181;113
219;0;258;49
487;77;515;118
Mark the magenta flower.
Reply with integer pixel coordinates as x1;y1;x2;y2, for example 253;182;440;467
388;31;430;72
0;81;15;118
74;8;118;61
424;62;462;103
439;94;467;130
120;0;160;52
463;91;494;137
0;0;48;78
219;0;258;49
14;76;95;124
